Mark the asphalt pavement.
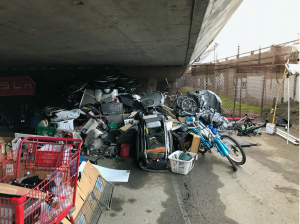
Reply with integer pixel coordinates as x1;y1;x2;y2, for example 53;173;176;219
94;131;299;224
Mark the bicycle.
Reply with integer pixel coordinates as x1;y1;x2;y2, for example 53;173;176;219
165;92;198;115
227;113;254;135
186;117;246;171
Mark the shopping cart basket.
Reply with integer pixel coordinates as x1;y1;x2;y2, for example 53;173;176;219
0;136;82;224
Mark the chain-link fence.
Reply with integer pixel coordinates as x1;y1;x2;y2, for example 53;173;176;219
155;42;299;117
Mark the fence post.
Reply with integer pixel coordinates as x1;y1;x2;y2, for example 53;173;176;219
239;74;242;117
233;72;238;116
261;74;266;116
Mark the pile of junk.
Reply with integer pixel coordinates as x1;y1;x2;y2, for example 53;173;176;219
20;66;247;173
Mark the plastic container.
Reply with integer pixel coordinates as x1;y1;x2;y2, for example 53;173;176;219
120;143;131;158
101;103;123;114
266;123;276;134
168;150;198;175
52;171;63;186
82;118;99;134
55;119;74;130
36;125;56;136
146;121;161;128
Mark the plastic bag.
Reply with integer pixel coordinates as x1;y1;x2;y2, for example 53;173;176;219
211;113;229;132
51;109;85;122
195;90;222;113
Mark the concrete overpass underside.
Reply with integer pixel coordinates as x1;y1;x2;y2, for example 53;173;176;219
0;0;242;70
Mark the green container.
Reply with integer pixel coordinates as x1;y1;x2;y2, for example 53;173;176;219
36;124;56;136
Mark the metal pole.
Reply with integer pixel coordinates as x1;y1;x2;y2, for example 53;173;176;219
287;76;289;144
272;67;287;124
261;74;266;116
239;74;242;117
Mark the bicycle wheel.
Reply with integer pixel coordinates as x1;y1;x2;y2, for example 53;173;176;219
226;156;238;171
181;98;198;114
221;135;246;165
176;95;188;108
198;143;208;154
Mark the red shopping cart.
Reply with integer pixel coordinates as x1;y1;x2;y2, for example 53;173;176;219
0;136;82;224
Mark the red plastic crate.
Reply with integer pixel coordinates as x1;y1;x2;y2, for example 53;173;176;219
0;136;82;224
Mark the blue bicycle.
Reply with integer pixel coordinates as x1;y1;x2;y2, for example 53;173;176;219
186;117;246;171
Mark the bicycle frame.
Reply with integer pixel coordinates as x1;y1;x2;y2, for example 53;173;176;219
188;121;230;157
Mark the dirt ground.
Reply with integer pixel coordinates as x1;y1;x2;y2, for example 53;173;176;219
89;121;299;224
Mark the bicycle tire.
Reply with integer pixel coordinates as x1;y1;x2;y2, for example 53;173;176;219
181;98;198;114
198;143;208;154
176;95;188;108
227;156;238;171
221;135;246;165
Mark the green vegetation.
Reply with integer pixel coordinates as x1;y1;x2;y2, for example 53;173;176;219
220;95;271;113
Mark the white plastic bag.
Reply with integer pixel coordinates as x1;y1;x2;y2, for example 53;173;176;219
51;109;85;122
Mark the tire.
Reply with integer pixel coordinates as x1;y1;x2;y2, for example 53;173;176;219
181;98;198;114
227;156;238;171
198;143;208;154
221;135;246;165
136;129;140;161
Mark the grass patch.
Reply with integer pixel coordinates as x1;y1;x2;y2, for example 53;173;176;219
220;95;271;114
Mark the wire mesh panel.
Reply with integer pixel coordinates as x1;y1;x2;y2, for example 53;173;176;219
93;175;114;210
74;192;102;224
74;175;114;224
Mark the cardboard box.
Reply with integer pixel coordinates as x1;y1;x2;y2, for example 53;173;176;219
119;123;132;133
0;183;45;199
188;132;201;153
178;116;189;123
0;137;14;158
72;161;104;218
268;113;276;124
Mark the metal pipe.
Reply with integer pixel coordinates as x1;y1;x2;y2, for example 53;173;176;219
287;76;289;144
276;128;300;142
276;132;299;145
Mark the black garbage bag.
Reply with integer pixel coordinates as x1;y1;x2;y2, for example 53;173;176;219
100;130;121;143
119;94;135;107
116;124;138;144
198;109;213;125
267;116;292;127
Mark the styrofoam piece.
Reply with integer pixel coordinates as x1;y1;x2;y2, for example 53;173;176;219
266;123;275;134
168;150;198;175
82;119;99;134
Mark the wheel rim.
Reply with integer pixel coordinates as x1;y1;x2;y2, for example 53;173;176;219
222;138;243;163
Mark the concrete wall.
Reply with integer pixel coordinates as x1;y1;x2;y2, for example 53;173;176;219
295;75;299;102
